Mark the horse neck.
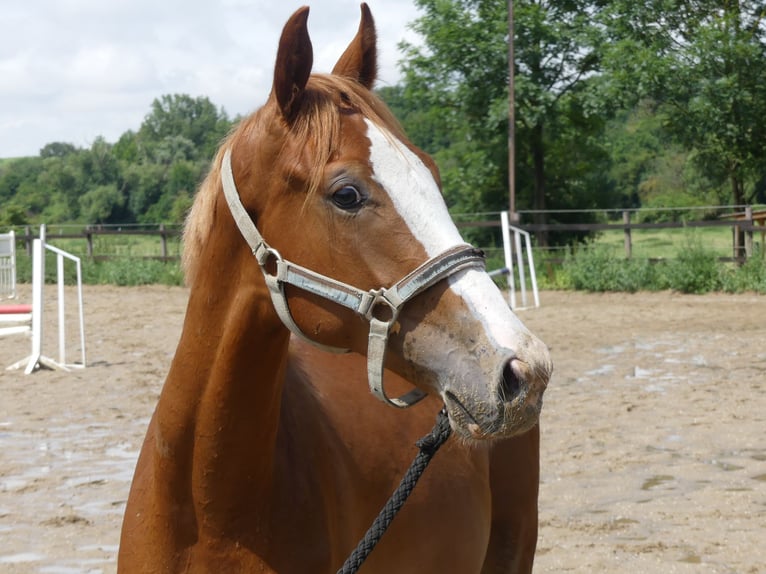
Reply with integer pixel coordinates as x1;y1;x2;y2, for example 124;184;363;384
158;226;290;501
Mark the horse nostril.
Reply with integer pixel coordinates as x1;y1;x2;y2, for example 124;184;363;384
500;358;524;402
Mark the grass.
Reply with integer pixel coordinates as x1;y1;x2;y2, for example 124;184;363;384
41;225;183;259
592;225;736;259
12;251;186;287
547;240;766;293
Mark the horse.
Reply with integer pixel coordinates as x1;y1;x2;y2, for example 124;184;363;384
118;4;552;573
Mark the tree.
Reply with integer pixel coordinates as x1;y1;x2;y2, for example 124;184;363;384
600;0;766;207
79;183;124;223
39;142;77;159
137;94;231;162
0;157;47;223
396;0;610;245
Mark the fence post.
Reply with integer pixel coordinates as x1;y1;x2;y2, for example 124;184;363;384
85;227;93;258
160;224;168;259
744;206;753;259
623;211;632;259
24;226;32;256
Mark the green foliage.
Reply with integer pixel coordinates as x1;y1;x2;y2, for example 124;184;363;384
599;0;766;206
391;0;620;247
13;242;185;287
560;246;657;292
720;253;766;293
79;184;124;223
556;240;766;294
82;258;185;286
660;240;723;293
0;94;233;227
138;94;231;162
384;0;766;244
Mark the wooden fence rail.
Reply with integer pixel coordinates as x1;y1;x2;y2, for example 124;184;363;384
456;207;765;260
8;207;765;261
15;224;183;261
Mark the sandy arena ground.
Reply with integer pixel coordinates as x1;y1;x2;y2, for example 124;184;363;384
1;285;764;573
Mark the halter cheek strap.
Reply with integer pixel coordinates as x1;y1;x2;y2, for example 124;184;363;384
220;148;486;408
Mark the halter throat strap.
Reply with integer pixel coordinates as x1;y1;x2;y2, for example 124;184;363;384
220;148;486;408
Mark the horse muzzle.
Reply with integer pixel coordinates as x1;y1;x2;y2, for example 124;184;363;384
441;335;552;440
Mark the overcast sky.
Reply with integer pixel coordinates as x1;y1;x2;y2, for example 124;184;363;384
0;0;422;158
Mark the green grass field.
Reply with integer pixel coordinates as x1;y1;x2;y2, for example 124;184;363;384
593;226;740;259
25;225;184;260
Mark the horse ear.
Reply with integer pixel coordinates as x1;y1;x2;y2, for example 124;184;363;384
332;3;377;89
273;6;313;122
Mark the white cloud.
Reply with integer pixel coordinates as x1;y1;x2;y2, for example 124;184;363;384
0;0;422;158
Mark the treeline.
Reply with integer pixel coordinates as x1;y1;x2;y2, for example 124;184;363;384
0;95;233;226
2;0;766;244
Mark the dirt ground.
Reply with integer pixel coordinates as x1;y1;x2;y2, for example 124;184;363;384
0;285;764;573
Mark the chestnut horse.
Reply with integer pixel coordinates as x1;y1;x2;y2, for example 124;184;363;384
118;5;552;573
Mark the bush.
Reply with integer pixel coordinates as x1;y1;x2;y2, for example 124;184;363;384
82;258;185;286
721;253;766;293
560;246;658;292
12;252;184;287
661;240;721;293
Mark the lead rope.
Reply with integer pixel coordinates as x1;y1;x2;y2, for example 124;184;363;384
337;408;452;574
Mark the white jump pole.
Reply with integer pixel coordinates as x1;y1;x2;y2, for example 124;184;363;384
524;231;541;308
514;224;528;308
500;210;517;308
26;238;44;373
57;251;66;365
76;257;86;367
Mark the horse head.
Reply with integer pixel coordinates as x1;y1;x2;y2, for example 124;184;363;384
184;4;552;441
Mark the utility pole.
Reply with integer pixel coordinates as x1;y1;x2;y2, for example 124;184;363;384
508;0;518;223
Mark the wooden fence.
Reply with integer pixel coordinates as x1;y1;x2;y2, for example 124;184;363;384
14;224;182;261
457;206;765;261
9;206;766;262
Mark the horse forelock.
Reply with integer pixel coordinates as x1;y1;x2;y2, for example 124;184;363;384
182;73;406;287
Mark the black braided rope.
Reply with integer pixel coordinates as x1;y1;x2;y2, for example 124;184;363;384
336;408;452;574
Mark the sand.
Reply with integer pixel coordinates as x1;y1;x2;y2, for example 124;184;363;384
1;285;764;573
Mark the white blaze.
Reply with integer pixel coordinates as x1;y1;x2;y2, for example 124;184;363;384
365;119;529;344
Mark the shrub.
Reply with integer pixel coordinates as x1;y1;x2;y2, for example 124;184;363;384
82;258;184;286
560;246;658;292
721;253;766;293
661;240;721;293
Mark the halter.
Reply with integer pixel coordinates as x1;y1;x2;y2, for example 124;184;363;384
221;148;486;408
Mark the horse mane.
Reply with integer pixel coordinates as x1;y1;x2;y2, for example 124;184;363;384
182;74;407;287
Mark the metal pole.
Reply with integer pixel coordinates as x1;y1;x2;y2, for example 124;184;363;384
508;0;518;223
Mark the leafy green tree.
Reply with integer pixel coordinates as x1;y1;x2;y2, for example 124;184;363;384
39;142;77;159
600;0;766;207
169;191;194;225
0;204;27;226
79;137;119;186
129;94;232;223
79;183;124;223
137;94;231;162
0;157;49;223
396;0;610;244
113;130;139;164
0;157;44;205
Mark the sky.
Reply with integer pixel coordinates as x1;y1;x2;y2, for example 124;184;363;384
0;0;423;158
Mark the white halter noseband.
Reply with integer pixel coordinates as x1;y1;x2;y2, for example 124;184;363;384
220;148;486;408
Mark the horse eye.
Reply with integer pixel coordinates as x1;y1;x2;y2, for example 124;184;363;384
331;185;365;210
